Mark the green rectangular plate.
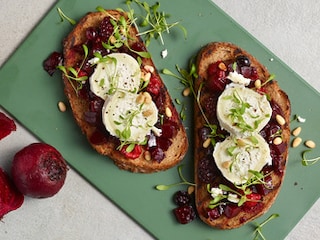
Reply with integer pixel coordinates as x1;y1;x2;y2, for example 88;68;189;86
1;0;320;239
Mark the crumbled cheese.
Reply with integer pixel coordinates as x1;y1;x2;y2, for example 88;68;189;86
227;71;251;86
161;49;168;58
210;187;223;198
297;115;306;123
227;193;239;203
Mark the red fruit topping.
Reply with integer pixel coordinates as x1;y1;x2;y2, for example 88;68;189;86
146;75;162;96
120;144;142;159
173;191;191;206
43;51;63;76
207;207;221;220
243;193;262;209
0;112;16;140
173;205;196;224
0;168;24;219
224;204;241;218
11;143;68;198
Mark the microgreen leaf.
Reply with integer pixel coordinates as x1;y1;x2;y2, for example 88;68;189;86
252;213;279;240
126;0;187;46
57;7;76;25
155;165;195;190
301;150;320;166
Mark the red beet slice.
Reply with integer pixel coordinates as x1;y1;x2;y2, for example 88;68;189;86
0;112;16;140
0;168;24;219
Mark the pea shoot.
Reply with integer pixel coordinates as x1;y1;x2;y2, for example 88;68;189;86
155;165;195;190
252;213;279;240
126;0;187;46
57;7;76;25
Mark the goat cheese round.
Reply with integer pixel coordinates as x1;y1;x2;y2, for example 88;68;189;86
89;53;141;99
216;85;272;136
102;91;158;143
213;134;272;185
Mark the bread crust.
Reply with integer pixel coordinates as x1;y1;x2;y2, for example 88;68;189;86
62;10;188;173
194;42;290;229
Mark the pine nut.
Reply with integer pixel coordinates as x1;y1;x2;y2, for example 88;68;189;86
292;137;302;148
203;138;211;148
236;139;246;147
165;107;172;118
144;65;154;73
222;161;231;169
144;151;151;161
292;127;301;136
143;109;153;117
136;94;145;104
187;186;195;195
254;79;261;89
183;87;191;97
58;101;67;112
143;72;151;82
142;92;152;104
305;140;316;149
273;137;283;145
276;114;286;126
218;62;227;71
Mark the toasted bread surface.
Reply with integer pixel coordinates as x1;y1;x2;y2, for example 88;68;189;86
62;10;188;173
194;42;290;229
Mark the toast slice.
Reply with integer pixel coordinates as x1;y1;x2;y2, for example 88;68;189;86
194;42;290;229
61;9;188;173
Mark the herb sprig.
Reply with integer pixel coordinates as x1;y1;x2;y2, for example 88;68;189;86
57;7;76;25
252;213;279;240
126;0;187;46
155;165;195;190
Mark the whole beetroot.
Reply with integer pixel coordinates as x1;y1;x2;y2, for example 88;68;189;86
11;143;68;198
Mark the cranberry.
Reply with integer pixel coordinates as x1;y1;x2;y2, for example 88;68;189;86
161;121;177;139
236;55;251;67
207;207;221;220
242;193;262;209
89;130;108;145
173;191;191;206
146;75;162;96
150;146;165;163
99;17;114;42
86;27;99;41
173;205;196;224
120;144;142;159
156;137;172;151
198;156;215;183
43;51;62;76
207;70;228;92
224;204;241;218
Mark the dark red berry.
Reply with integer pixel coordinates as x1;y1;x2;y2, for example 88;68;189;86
173;205;196;224
120;145;142;159
207;207;221;220
43;52;62;76
224;204;241;218
236;55;251;67
173;191;191;206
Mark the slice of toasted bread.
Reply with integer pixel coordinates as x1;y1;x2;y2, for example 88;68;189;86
194;42;290;229
62;9;188;173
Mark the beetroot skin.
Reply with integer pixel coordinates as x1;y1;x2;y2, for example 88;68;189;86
0;168;24;219
11;143;68;198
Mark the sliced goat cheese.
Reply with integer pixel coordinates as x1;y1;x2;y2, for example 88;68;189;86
216;85;272;136
213;134;272;185
102;91;158;144
89;53;141;99
227;71;251;86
